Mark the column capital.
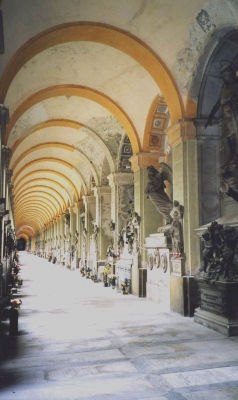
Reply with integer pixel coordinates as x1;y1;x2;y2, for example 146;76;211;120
0;105;10;138
6;169;13;183
165;119;196;148
74;199;84;209
82;194;95;204
93;186;111;196
107;172;133;186
129;152;160;172
194;118;220;140
2;146;11;165
72;199;84;213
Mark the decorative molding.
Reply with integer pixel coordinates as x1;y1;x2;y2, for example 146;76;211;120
166;119;196;148
129;153;160;172
107;172;133;186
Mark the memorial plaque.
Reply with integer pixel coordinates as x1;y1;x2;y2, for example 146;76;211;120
162;366;238;388
200;289;224;314
170;258;185;277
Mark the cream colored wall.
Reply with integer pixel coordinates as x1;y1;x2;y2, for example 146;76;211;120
1;0;238;106
31;236;36;252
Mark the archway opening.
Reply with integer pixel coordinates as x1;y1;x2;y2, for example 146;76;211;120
17;237;26;251
196;28;238;225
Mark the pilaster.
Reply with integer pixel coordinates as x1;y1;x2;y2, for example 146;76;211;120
0;105;9;198
93;186;111;260
74;200;84;258
166;119;200;274
108;172;134;256
130;153;164;264
82;195;96;259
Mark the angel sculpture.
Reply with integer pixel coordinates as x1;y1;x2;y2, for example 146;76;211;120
145;163;173;223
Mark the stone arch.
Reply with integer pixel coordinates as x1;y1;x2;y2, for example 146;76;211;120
193;27;238;225
5;85;140;154
1;22;184;141
143;94;169;153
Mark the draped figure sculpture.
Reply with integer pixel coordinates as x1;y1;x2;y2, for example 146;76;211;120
145;164;173;224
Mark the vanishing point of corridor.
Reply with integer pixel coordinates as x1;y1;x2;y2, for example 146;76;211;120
1;252;238;400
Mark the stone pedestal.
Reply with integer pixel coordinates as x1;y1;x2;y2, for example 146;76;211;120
145;233;170;308
194;279;238;336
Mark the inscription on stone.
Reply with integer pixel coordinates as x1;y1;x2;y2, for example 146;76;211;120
173;261;181;273
161;366;238;388
171;259;182;276
200;289;224;313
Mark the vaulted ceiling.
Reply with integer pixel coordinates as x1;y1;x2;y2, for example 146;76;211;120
1;21;184;239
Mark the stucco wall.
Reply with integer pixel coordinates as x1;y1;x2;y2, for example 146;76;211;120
1;0;238;104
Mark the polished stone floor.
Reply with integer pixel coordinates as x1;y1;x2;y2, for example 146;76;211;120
1;252;238;399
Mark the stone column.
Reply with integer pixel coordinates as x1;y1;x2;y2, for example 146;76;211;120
0;105;9;284
68;206;76;269
93;186;111;261
6;170;13;210
82;195;96;264
73;200;84;266
130;153;163;264
166;119;200;275
58;214;64;263
0;105;9;197
107;172;134;256
129;153;164;296
2;148;11;277
49;221;53;256
55;215;61;262
2;148;11;200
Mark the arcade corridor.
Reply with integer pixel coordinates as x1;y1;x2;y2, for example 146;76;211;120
1;253;238;399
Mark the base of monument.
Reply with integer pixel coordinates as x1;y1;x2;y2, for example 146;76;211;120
194;308;238;336
146;281;170;309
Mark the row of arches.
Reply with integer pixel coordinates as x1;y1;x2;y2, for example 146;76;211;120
1;22;185;240
1;16;238;268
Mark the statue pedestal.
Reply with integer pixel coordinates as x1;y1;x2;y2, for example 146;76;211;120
145;233;170;308
194;278;238;336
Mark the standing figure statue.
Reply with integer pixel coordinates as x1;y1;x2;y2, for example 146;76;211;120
170;201;184;255
205;61;238;162
219;226;238;278
201;230;213;273
145;164;173;224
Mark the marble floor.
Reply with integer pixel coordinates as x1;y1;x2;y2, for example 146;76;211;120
1;252;238;400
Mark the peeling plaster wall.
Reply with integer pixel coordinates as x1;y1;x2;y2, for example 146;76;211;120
100;194;111;243
118;184;134;232
173;1;238;102
86;116;125;162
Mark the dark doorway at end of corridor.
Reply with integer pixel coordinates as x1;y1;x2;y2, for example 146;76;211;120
16;238;26;251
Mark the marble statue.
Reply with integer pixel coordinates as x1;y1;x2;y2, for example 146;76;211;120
170;201;184;255
145;164;173;223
